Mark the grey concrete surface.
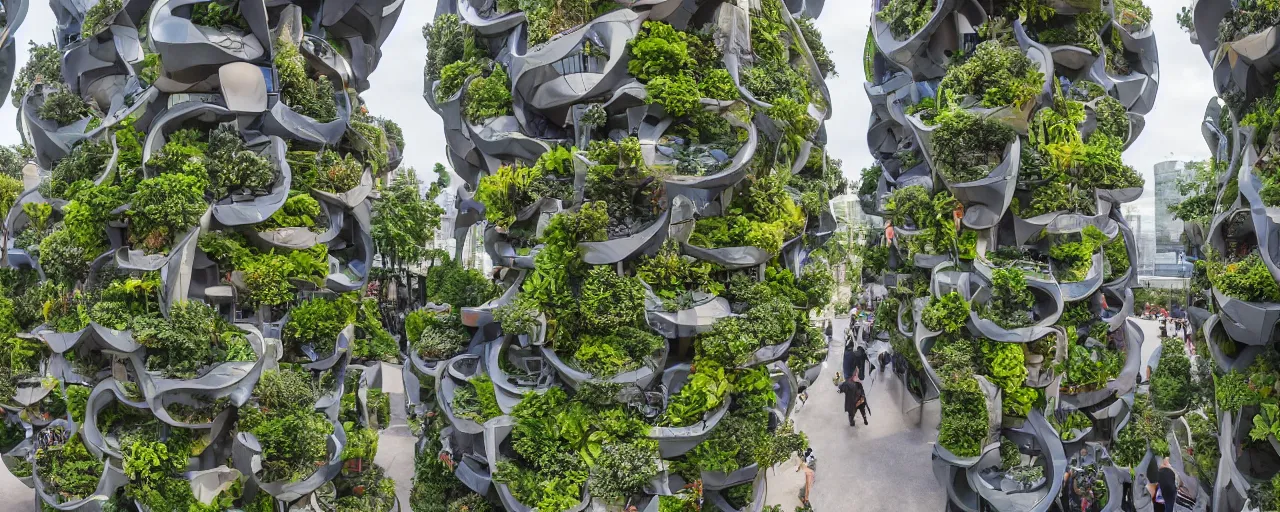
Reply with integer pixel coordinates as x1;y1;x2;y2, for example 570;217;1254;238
765;316;945;511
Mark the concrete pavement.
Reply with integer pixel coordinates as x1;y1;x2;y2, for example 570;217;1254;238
765;316;946;511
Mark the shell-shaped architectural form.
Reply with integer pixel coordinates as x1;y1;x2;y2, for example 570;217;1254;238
409;0;837;510
0;0;410;510
860;1;1178;510
1182;1;1280;511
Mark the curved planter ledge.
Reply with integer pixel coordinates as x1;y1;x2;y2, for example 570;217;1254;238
1;437;34;488
232;416;346;503
701;463;759;491
1010;210;1114;248
32;420;128;510
82;378;152;460
462;270;526;328
19;84;104;171
1054;252;1105;302
137;333;279;429
1046;44;1098;71
483;415;591;512
970;412;1066;512
644;289;732;339
703;473;767;512
312;169;375;211
484;226;539;270
662;102;760;200
539;342;668;391
455;0;528;35
647;397;731;458
485;337;554;413
579;209;670;265
1061;319;1144;409
258;34;355;147
1211;287;1280;346
209;136;293;227
0;0;30;107
149;0;268;77
870;0;958;79
1203;314;1260;373
680;239;773;269
245;197;344;251
435;354;486;435
738;325;796;369
323;210;374;293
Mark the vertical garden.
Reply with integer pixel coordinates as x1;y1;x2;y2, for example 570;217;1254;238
411;0;838;511
860;0;1183;509
0;0;414;510
1181;1;1280;510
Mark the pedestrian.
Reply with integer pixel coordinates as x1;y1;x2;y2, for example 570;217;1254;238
855;345;869;379
796;448;816;509
878;350;891;375
824;320;833;344
1146;457;1197;512
844;345;868;380
837;374;870;426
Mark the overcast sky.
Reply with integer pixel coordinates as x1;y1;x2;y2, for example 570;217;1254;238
1;1;1213;202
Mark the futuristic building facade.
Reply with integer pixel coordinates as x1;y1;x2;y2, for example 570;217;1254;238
408;0;840;511
0;0;410;510
1184;1;1280;510
859;0;1189;510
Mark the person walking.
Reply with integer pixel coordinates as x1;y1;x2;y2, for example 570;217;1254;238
843;345;869;380
837;374;870;426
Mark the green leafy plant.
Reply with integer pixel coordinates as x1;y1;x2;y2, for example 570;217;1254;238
937;372;989;457
128;173;207;252
48;138;112;198
453;375;503;423
133;300;254;378
931;108;1016;183
982;340;1035;417
588;441;660;501
1150;337;1193;412
463;65;513;123
980;268;1036;328
1052;409;1093;440
876;0;937;39
38;85;95;125
284;295;358;360
939;40;1044;109
635;240;724;305
1207;253;1280;303
11;42;61;108
1216;370;1259;413
659;361;729;427
1050;226;1107;282
922;292;970;334
34;428;104;504
275;35;339;123
82;0;123;37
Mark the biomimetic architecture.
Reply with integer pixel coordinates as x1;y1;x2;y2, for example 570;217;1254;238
408;0;839;511
860;0;1193;510
1180;1;1280;510
0;0;411;510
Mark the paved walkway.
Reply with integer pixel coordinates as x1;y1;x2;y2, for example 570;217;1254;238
765;316;945;511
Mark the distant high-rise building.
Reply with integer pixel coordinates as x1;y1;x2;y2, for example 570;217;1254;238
1122;203;1156;276
1153;160;1195;277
